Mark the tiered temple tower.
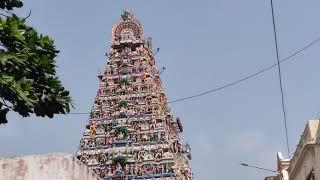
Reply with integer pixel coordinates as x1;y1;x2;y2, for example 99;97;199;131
77;10;193;180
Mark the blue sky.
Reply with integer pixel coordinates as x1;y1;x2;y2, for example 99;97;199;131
1;0;320;179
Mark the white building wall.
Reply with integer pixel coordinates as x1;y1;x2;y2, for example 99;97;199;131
265;120;320;180
287;120;320;180
314;146;320;179
290;148;315;180
0;153;101;180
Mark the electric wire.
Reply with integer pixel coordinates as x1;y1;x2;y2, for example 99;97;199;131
66;36;320;114
270;0;290;158
168;36;320;104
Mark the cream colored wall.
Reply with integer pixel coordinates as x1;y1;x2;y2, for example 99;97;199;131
289;147;315;180
0;153;101;180
265;121;320;180
314;146;320;178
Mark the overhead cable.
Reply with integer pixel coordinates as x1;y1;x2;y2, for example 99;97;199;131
168;36;320;104
270;0;290;158
66;36;320;114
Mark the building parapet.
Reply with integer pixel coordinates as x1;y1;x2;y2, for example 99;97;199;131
288;120;319;174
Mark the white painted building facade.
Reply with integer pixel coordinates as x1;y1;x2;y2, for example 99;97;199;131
265;120;319;180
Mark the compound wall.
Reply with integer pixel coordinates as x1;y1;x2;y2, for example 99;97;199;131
0;153;101;180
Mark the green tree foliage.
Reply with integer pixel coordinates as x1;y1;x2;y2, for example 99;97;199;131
0;0;72;124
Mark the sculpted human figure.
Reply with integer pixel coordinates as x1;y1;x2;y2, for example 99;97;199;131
129;165;134;175
157;132;161;141
159;164;163;174
157;106;162;115
121;83;126;90
132;133;137;142
117;131;124;140
124;144;129;154
150;117;156;130
111;145;116;155
109;48;115;57
137;131;141;141
175;165;181;176
138;151;144;163
134;165;139;175
107;165;113;176
138;166;142;176
124;164;129;175
155;149;161;161
90;122;98;137
142;132;148;141
116;162;122;174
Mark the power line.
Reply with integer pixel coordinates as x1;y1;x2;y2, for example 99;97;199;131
168;36;320;104
66;36;320;114
270;0;290;158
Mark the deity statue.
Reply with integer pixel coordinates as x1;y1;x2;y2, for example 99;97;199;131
107;165;113;176
138;151;144;163
142;133;148;141
90;123;98;137
138;166;142;176
124;144;129;154
121;83;126;90
134;165;139;175
150;118;156;131
155;149;162;161
129;165;134;175
111;145;116;156
118;131;124;140
115;162;123;174
124;164;129;175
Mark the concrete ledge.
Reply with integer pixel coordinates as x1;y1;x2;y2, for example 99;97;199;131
0;153;101;180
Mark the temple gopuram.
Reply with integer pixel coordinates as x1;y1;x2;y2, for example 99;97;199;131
77;10;193;180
